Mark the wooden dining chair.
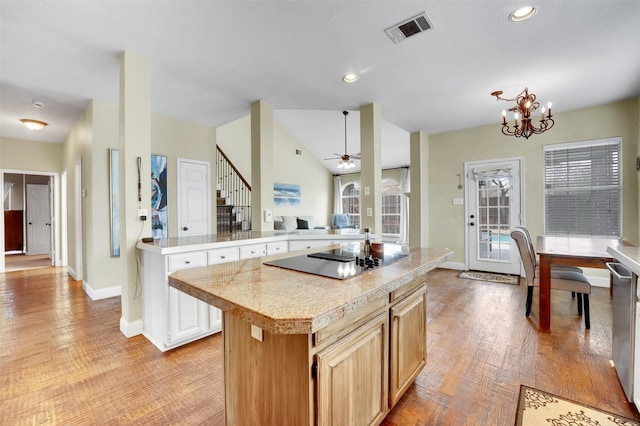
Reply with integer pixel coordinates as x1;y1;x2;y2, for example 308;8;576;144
511;229;592;329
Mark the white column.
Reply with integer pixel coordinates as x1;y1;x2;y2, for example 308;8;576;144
251;100;274;232
409;131;429;247
359;103;382;235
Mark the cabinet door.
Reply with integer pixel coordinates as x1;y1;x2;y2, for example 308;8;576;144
389;286;427;408
168;287;209;343
316;312;388;426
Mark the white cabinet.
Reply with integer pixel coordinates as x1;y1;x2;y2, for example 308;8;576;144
208;247;240;264
267;241;288;255
240;243;267;259
288;240;333;252
142;250;220;352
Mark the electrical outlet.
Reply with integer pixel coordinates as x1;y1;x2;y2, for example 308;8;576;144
138;208;148;221
366;207;373;217
364;186;370;196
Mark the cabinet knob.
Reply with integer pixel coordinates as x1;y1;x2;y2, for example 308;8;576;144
221;255;226;259
185;260;191;264
182;226;189;231
251;250;256;254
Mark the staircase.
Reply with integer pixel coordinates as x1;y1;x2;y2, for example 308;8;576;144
216;146;251;233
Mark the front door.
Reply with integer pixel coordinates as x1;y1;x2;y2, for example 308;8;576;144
465;158;522;275
177;158;210;237
26;183;51;256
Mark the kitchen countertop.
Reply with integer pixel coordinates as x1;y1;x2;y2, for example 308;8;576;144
607;244;640;276
168;245;453;335
136;229;368;255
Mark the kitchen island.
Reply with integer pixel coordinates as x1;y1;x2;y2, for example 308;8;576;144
168;244;453;425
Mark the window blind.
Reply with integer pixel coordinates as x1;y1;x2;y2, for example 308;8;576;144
544;140;621;236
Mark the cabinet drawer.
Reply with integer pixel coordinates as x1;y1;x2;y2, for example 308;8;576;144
266;241;288;255
288;240;332;252
239;243;267;259
389;277;425;303
167;252;207;272
208;247;240;265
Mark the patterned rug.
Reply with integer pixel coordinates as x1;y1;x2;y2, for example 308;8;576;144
515;385;640;426
458;270;520;285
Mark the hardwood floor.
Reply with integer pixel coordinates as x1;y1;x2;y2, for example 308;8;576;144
1;267;638;425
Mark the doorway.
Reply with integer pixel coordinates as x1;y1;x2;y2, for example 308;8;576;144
2;171;59;273
464;158;523;275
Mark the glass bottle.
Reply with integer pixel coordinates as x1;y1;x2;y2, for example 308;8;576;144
363;227;371;257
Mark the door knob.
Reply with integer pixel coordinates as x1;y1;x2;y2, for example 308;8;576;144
470;214;475;219
469;222;475;226
46;223;51;226
182;226;189;231
28;222;33;225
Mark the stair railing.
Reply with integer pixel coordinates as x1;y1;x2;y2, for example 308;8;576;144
216;146;252;232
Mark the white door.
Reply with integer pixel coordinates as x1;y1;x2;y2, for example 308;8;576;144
26;184;51;256
465;158;522;275
177;158;210;237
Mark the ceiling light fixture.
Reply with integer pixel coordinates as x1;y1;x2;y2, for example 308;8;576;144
509;6;537;22
20;100;48;130
324;111;360;169
491;87;554;139
342;74;358;83
20;119;48;131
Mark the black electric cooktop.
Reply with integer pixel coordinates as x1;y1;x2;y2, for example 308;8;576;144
263;248;408;280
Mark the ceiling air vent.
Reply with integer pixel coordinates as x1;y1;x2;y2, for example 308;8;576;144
385;12;433;44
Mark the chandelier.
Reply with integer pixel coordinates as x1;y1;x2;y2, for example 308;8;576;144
490;87;554;139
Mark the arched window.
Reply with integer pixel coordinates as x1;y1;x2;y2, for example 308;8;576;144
381;178;401;236
341;183;360;229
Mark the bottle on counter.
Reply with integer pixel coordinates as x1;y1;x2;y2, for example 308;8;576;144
363;227;372;258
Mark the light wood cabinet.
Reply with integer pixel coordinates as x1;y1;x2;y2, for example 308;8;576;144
389;286;427;407
316;312;389;426
222;279;427;425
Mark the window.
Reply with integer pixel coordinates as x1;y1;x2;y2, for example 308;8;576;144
381;178;401;236
544;138;621;237
341;183;360;229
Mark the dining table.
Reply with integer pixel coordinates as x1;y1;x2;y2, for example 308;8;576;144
536;235;623;332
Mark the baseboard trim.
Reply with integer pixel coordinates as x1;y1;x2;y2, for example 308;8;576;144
82;281;121;300
441;261;466;271
68;267;78;281
120;317;144;338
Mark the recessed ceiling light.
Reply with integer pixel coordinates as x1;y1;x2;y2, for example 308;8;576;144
509;6;537;22
342;74;358;83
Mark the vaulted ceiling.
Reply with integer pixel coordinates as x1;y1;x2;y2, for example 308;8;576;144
2;1;640;174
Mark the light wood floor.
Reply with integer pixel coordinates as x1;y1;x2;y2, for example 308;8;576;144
1;267;638;425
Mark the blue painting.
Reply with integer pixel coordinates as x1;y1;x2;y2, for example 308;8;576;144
151;155;168;238
274;183;301;206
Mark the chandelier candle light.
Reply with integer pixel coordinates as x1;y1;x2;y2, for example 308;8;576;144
491;87;554;139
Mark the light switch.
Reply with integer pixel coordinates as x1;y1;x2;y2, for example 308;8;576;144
366;208;373;217
453;198;464;205
364;186;370;196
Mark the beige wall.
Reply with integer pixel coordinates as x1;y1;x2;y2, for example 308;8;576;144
151;113;217;236
429;98;640;265
0;136;63;172
216;115;334;227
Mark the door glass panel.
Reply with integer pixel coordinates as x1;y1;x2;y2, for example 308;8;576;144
476;175;512;261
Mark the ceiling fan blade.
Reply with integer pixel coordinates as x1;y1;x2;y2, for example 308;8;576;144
350;153;361;159
323;156;340;160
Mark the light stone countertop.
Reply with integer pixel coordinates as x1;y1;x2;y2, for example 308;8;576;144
607;244;640;276
169;245;453;335
136;229;368;255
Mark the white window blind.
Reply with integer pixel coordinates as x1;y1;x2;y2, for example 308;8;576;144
544;139;621;237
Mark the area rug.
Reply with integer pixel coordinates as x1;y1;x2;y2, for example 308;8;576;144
458;270;519;285
515;385;640;426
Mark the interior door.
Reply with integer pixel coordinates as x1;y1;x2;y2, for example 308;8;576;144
26;183;51;256
177;158;210;237
465;158;522;275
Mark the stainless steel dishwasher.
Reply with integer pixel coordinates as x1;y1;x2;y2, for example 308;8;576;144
608;262;634;402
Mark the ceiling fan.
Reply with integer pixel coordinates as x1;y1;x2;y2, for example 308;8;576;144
324;110;360;169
